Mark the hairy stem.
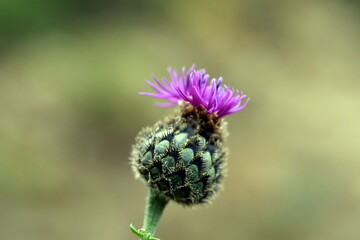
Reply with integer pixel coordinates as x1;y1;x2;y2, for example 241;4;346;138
143;189;169;236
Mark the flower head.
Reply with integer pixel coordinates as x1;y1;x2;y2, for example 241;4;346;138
139;65;250;118
132;65;250;206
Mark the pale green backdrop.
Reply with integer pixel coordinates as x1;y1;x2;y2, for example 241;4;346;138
1;1;359;240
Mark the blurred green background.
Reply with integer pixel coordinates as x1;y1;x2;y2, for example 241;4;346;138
1;0;360;240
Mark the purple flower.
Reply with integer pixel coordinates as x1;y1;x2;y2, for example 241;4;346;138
139;65;250;118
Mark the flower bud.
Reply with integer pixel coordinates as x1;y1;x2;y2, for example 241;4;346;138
131;65;249;206
131;104;227;205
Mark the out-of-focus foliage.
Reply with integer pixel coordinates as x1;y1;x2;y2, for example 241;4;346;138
1;1;359;240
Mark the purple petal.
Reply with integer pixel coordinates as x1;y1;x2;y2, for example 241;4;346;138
139;65;250;118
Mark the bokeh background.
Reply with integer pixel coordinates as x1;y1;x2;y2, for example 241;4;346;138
1;1;360;240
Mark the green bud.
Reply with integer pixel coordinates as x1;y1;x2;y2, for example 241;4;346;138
131;105;227;206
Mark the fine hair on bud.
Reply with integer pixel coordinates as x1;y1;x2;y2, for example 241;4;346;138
131;103;228;206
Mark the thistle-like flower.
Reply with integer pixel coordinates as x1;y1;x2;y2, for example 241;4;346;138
130;65;249;239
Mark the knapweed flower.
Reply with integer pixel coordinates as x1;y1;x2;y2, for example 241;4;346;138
130;65;250;239
131;65;249;206
139;65;249;118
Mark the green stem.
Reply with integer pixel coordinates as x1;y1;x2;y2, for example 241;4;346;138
143;189;169;236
